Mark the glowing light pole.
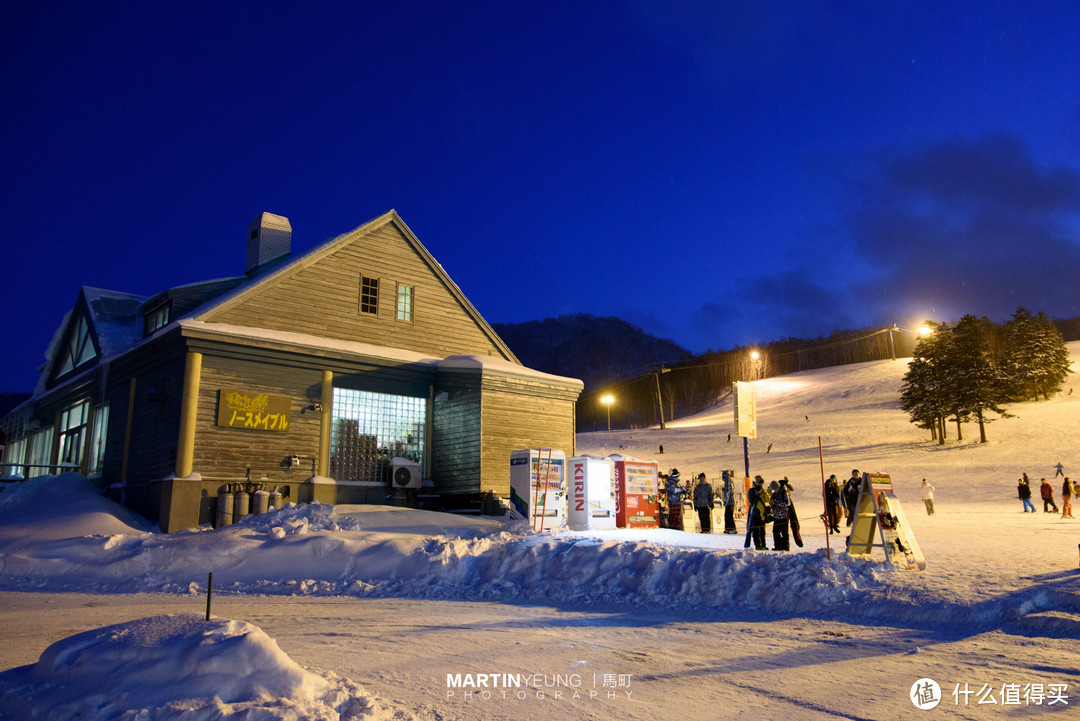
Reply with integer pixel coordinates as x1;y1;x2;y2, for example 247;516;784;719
601;394;614;431
750;350;761;381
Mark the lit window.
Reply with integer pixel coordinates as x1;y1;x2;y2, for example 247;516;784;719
55;315;97;377
2;437;27;479
28;426;54;478
144;304;170;335
329;388;426;483
396;284;413;321
360;275;379;315
88;404;110;475
58;399;90;470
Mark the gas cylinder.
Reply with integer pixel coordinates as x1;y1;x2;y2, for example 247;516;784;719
216;484;234;528
233;483;251;523
252;484;269;515
268;486;283;510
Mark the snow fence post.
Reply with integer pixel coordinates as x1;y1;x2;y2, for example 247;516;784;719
206;572;213;621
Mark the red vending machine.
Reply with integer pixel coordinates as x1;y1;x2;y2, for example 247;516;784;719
610;455;659;528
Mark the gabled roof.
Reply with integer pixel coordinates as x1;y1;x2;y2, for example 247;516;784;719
192;209;520;364
81;287;146;358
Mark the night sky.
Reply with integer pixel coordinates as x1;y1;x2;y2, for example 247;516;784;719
3;1;1079;393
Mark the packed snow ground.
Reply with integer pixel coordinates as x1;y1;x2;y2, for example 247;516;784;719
1;343;1078;720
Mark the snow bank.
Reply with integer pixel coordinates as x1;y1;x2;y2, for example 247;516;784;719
0;472;155;541
0;614;384;720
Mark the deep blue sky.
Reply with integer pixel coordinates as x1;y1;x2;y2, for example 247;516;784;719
3;1;1080;392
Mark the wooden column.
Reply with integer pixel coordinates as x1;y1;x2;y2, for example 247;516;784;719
317;370;333;477
175;351;202;478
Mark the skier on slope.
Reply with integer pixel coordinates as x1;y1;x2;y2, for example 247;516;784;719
769;480;790;551
1018;477;1036;513
746;476;770;550
824;475;842;533
1040;478;1059;513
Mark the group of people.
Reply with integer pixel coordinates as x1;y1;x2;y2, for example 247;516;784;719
745;475;800;550
821;470;865;532
1018;469;1077;517
662;469;742;534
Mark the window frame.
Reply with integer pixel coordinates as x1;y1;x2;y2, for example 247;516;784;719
359;274;380;316
396;283;414;322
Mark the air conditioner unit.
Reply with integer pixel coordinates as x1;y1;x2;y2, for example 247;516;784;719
389;457;422;489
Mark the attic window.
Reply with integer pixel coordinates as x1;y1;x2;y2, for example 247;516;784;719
55;314;97;377
396;284;413;321
360;275;379;315
143;303;170;335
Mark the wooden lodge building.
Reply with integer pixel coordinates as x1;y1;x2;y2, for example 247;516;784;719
1;210;582;531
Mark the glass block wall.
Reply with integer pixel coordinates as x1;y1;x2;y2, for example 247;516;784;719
329;388;426;483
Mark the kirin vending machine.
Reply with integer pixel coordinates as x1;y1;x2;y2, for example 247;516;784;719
610;455;659;528
566;455;617;531
509;448;567;530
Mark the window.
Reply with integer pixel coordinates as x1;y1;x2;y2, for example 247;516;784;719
360;275;379;315
28;427;54;478
396;284;414;321
57;399;90;470
2;437;27;478
87;404;110;475
143;303;170;335
55;314;97;377
329;388;426;483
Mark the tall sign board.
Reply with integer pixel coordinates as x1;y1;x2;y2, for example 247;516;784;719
732;381;757;439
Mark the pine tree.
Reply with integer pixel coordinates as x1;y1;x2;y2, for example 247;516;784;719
1004;307;1072;400
901;321;952;444
949;315;1009;442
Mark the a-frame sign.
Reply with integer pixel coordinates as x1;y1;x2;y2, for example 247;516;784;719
846;472;926;570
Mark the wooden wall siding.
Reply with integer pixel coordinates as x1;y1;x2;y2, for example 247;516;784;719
192;356;325;483
202;221;511;361
478;389;576;500
101;337;189;489
430;382;482;496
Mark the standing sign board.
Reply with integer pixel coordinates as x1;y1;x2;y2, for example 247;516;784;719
846;472;926;570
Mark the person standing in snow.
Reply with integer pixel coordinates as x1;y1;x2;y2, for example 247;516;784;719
1018;478;1036;513
824;475;842;533
746;476;770;550
1055;463;1065;477
769;480;790;551
920;479;936;516
666;469;685;530
692;473;714;533
842;470;861;526
1061;477;1073;519
1040;478;1059;513
721;470;739;534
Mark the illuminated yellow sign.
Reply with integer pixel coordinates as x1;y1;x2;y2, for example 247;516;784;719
216;389;291;432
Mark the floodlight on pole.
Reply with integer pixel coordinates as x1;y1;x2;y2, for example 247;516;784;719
601;394;614;431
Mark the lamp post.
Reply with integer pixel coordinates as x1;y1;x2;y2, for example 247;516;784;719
750;350;760;381
601;394;614;431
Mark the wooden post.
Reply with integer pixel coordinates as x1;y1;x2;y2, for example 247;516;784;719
175;352;203;478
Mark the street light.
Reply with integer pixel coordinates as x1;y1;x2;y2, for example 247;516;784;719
600;394;614;431
749;350;760;381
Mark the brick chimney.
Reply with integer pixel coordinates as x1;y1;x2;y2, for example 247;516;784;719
246;212;292;277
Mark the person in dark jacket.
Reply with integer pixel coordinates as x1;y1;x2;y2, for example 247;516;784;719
721;470;738;534
824;475;842;533
1018;478;1036;513
842;470;861;526
769;480;790;551
692;473;714;533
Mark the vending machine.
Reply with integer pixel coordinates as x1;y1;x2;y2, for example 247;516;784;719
509;448;567;530
610;455;660;528
566;455;617;531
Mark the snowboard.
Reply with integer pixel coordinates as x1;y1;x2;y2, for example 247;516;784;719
789;503;804;548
